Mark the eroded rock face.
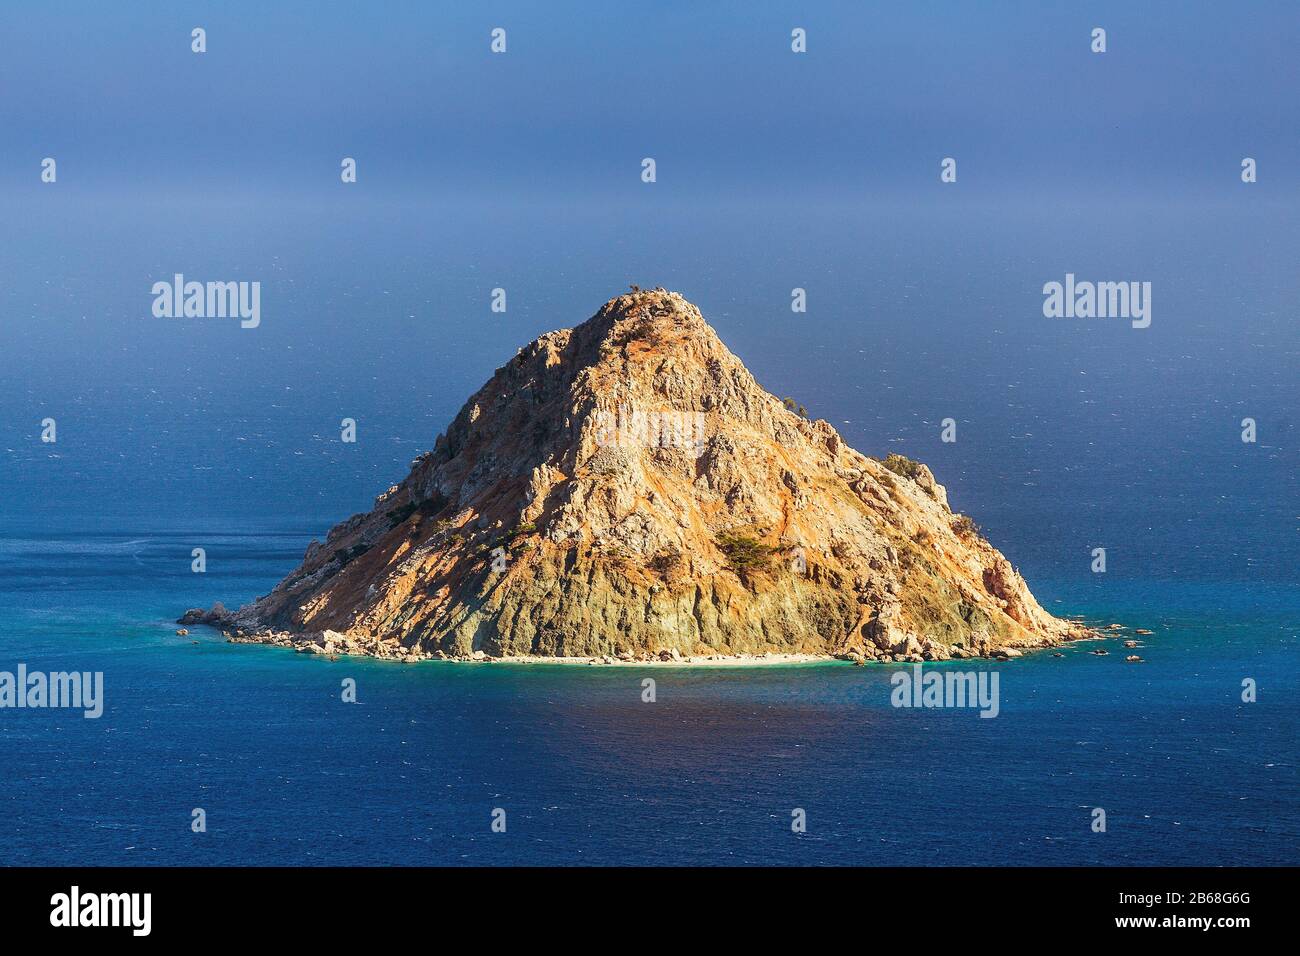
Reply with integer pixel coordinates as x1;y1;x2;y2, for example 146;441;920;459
194;290;1088;660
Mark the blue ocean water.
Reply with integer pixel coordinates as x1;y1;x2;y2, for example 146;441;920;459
0;529;1294;866
1;198;1296;865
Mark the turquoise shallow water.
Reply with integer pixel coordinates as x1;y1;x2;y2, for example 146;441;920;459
0;527;1294;866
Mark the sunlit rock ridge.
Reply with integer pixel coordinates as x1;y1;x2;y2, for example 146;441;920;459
185;289;1088;662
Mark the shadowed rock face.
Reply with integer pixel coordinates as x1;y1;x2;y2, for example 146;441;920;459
191;289;1088;661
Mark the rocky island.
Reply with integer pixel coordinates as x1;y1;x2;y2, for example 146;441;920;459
182;289;1090;664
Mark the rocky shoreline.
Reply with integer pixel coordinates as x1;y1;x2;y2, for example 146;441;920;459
179;603;1105;666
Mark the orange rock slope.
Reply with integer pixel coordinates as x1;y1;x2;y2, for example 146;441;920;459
185;289;1089;662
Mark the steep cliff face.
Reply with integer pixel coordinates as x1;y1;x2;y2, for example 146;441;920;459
189;289;1087;661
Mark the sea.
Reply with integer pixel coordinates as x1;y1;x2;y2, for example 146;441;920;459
0;194;1295;865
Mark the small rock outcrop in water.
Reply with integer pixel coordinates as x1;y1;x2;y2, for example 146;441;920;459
182;289;1090;662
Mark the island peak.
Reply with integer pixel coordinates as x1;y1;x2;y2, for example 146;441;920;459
183;290;1089;663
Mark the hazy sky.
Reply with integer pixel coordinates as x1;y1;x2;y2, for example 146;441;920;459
2;3;1295;581
1;1;1297;200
